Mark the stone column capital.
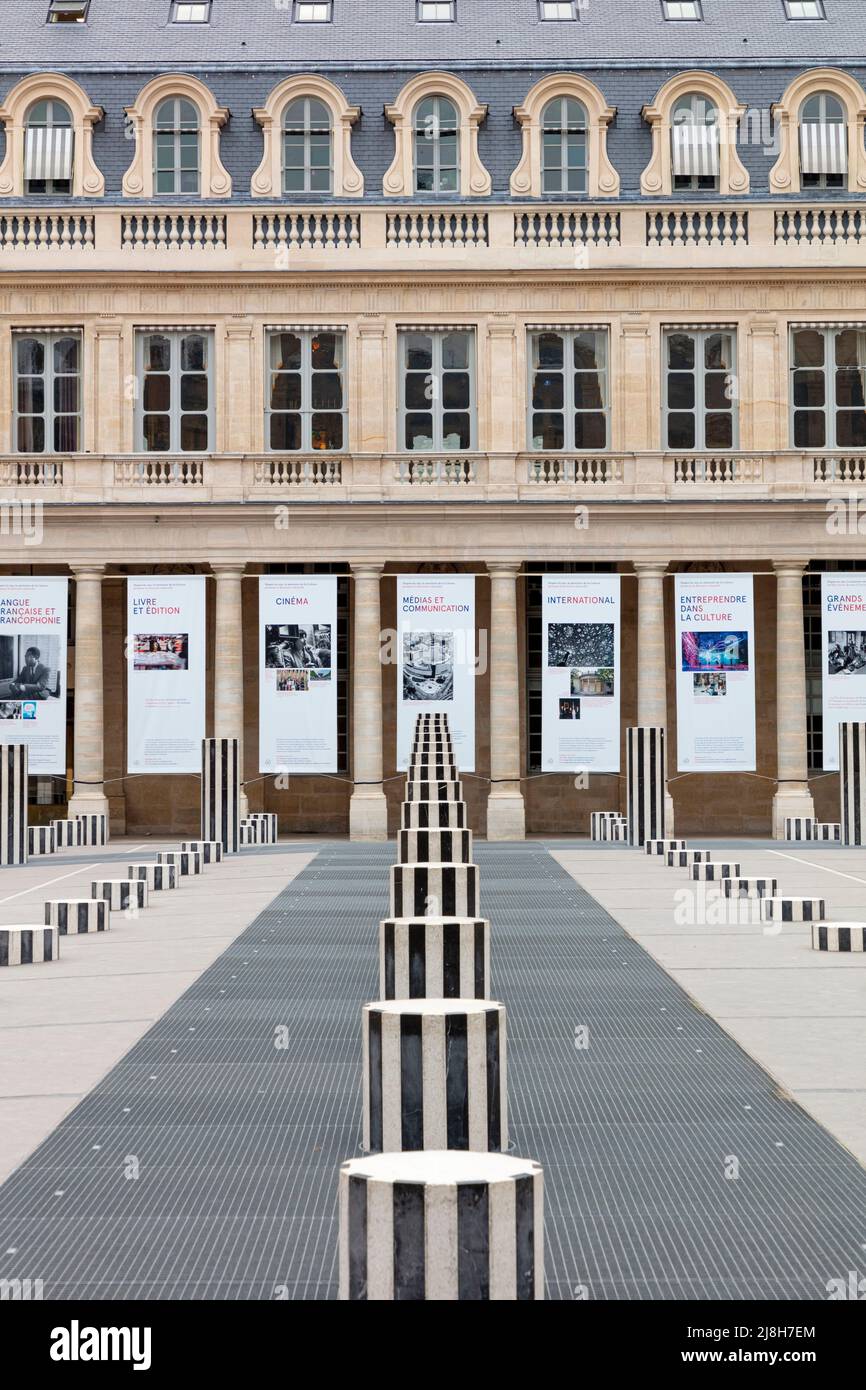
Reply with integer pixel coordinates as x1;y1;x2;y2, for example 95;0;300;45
350;561;385;578
632;561;669;579
486;561;522;578
210;561;246;580
70;563;106;578
772;559;811;578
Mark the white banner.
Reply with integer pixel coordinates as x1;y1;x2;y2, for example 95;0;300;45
126;576;206;774
541;573;620;773
675;574;755;772
0;576;67;774
259;575;337;774
397;575;475;771
821;573;866;770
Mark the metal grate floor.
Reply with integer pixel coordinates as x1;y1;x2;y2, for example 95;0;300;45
0;841;864;1300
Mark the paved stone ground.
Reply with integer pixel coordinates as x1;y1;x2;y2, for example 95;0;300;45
0;840;865;1300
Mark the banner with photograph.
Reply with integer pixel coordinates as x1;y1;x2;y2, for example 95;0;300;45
127;576;205;774
821;573;866;770
541;574;621;773
259;575;337;773
675;574;755;772
397;575;475;770
0;576;68;774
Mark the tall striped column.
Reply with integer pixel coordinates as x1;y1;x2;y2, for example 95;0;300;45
339;1151;544;1301
0;743;28;865
201;737;240;853
840;723;866;846
626;726;665;847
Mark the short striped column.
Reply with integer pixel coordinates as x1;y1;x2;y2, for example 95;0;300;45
76;813;108;846
816;822;841;842
626;726;666;847
181;840;223;864
646;839;688;856
52;819;80;848
92;879;148;911
380;918;490;1000
812;923;866;952
784;817;817;841
721;877;778;899
666;849;712;867
0;924;58;966
692;862;741;881
839;723;866;846
239;821;259;846
390;863;479;918
399;829;473;865
590;812;627;840
28;825;56;857
128;862;177;891
0;743;28;865
760;897;826;923
405;780;463;803
246;813;278;843
338;1150;544;1301
407;764;459;785
362;999;506;1153
157;851;202;877
402;801;467;829
201;737;240;853
46;899;108;934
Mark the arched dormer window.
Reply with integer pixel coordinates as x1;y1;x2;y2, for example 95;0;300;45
413;95;458;194
671;92;719;192
640;71;748;197
24;98;73;195
769;69;866;195
284;97;332;194
510;74;618;199
251;76;362;198
384;73;490;197
154;96;200;195
122;74;230;199
0;73;103;198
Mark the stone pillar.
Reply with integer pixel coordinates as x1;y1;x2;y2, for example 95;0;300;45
349;563;387;840
68;565;109;821
771;561;815;838
211;563;248;817
634;562;674;834
486;562;526;841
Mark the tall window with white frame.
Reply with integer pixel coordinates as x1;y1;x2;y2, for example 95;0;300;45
136;330;212;453
283;98;332;194
294;1;333;20
671;92;719;192
528;329;609;452
24;99;74;195
14;331;81;453
417;1;454;20
399;329;475;452
791;326;866;451
266;329;346;452
153;97;200;195
799;92;846;188
664;329;737;451
413;96;459;193
541;98;587;195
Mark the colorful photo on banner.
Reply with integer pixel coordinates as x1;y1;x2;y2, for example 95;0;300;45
126;577;206;775
674;575;755;772
821;576;866;769
681;630;749;672
258;579;338;773
132;633;189;671
541;576;620;773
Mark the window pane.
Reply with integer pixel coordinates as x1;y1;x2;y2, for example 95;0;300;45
405;373;432;410
836;411;866;447
441;332;469;369
442;413;470;448
438;168;458;192
835;369;866;409
270;413;302;451
311;413;343;450
17;377;44;415
531;413;564;449
794;411;825;447
793;369;825;407
793;329;824;367
181;335;206;371
180;415;209;451
533;372;564;411
17;338;44;375
835;330;865;367
17;417;44;452
271;373;301;411
574;332;604;371
54;414;79;452
180;374;208;411
143;376;171;411
283;168;305;191
53;336;79;372
311;333;341;369
405;413;434;450
667;333;695;369
668;413;695;448
537;333;564;368
704;373;732;411
146;336;171;372
271;333;301;370
405;334;432;371
54;375;79;413
442;372;470;409
704;413;733;448
705;333;733;371
574;374;603;410
311;372;342;410
667;373;695;409
143;415;171;451
574;413;607;449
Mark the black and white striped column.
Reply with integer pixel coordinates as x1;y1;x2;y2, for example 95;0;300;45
76;812;108;846
402;801;466;829
692;861;741;881
646;839;688;856
52;819;80;848
666;849;712;867
239;821;259;846
245;813;278;843
201;737;240;853
399;829;473;865
91;879;148;911
721;877;777;899
28;825;56;857
784;817;817;841
760;896;826;923
626;726;666;847
338;1150;544;1301
812;923;866;952
45;899;108;934
0;743;28;865
379;918;490;1001
157;851;202;877
405;780;463;803
593;818;627;842
362;999;507;1153
816;822;841;842
390;863;479;918
0;924;58;965
128;862;177;891
839;723;866;846
181;840;223;864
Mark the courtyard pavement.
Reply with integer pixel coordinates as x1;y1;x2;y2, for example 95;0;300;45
0;838;863;1300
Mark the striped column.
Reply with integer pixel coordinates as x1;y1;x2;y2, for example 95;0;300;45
839;723;866;846
390;863;479;918
201;737;240;853
721;877;777;899
181;840;223;864
760;896;826;923
92;879;148;911
52;819;80;848
784;817;817;841
157;851;202;877
76;812;108;846
634;561;675;834
379;918;490;1001
399;829;473;864
128;862;177;891
0;743;28;865
812;923;866;952
646;839;688;856
27;825;55;857
486;561;526;841
244;813;278;843
240;822;259;846
666;849;712;867
402;801;466;828
626;727;665;847
362;1000;507;1153
0;925;58;966
46;899;107;934
338;1151;544;1301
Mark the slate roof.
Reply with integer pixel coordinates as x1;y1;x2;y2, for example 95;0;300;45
0;0;863;70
